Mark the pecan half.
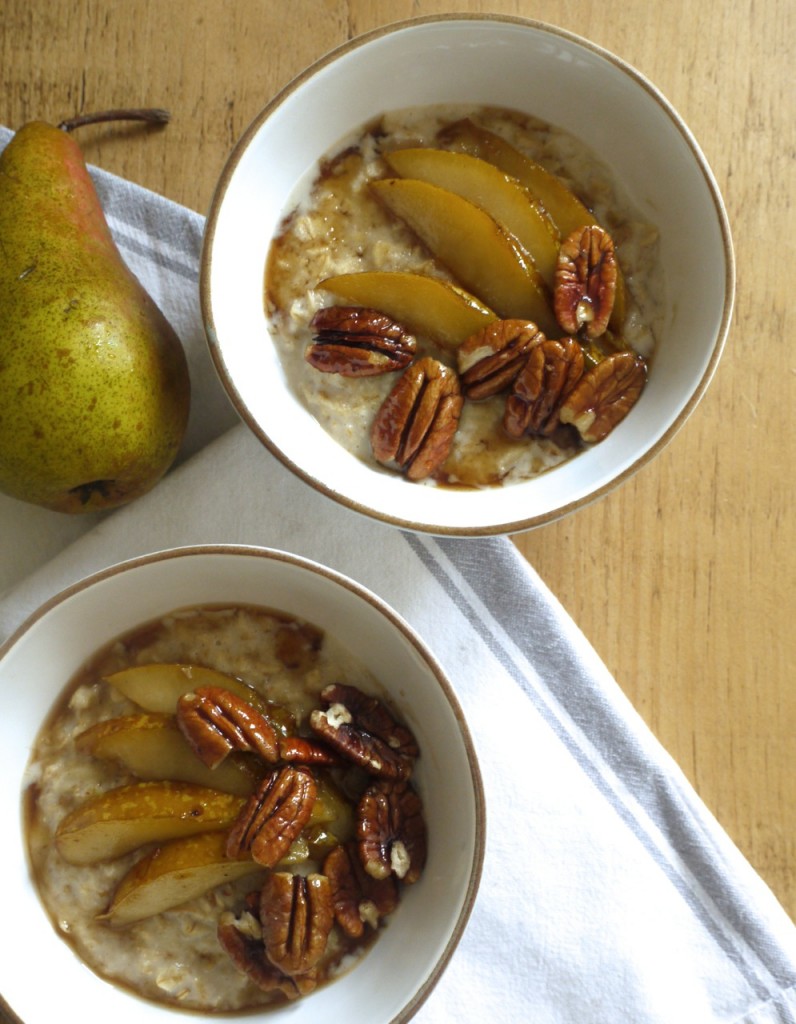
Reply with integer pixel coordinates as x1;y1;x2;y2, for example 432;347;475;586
306;305;416;376
457;319;545;400
503;336;585;438
308;684;416;780
324;841;399;938
320;684;419;759
357;779;427;884
558;350;647;442
260;871;333;977
226;765;316;866
278;734;341;767
554;225;617;340
218;895;316;1000
176;686;279;769
370;356;463;481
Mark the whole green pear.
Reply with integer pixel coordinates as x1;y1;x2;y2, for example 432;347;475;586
0;120;190;513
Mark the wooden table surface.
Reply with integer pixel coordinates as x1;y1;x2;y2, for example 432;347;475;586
2;0;793;921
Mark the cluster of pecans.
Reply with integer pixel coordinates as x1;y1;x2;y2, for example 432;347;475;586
306;224;648;482
176;681;426;1001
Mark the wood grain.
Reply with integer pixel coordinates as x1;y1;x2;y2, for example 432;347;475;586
2;0;794;918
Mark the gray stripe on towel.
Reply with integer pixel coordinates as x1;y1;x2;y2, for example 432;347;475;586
404;530;796;1006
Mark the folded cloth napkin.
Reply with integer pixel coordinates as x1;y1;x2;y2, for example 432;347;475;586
1;126;795;1023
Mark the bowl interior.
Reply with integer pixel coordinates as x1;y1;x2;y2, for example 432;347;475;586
201;16;733;533
0;546;484;1024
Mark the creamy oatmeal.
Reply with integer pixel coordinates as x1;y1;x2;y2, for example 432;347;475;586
25;605;425;1012
265;104;663;487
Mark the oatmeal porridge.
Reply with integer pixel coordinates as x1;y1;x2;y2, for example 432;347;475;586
25;604;426;1012
265;104;664;487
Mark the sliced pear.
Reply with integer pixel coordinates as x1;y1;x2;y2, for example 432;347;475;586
319;271;496;349
310;774;354;840
103;830;263;926
105;663;274;718
279;835;310;866
371;178;557;334
439;119;626;329
384;148;560;289
55;781;245;865
76;714;259;796
439;118;593;237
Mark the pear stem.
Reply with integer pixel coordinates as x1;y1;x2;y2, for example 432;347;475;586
57;108;171;133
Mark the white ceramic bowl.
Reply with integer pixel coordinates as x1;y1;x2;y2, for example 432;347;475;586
0;545;484;1024
201;15;734;535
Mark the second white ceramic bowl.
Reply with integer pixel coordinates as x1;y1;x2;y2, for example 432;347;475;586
0;545;484;1024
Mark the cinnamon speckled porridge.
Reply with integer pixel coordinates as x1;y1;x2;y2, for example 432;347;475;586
265;104;664;487
25;605;418;1012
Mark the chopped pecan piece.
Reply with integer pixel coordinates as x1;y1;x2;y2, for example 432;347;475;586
357;779;427;884
554;225;617;340
370;356;463;481
176;686;279;769
324;842;399;938
306;305;416;376
559;350;647;442
218;896;316;1000
504;335;585;438
308;684;416;779
260;872;333;977
226;765;316;867
457;319;545;400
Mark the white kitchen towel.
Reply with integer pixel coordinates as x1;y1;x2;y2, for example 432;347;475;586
1;125;795;1023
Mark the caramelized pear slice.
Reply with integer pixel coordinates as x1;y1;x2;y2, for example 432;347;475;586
55;781;245;865
77;713;259;796
103;831;263;926
105;663;274;719
384;148;560;288
439;119;626;328
319;271;495;350
439;118;593;237
309;774;355;841
370;178;557;334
